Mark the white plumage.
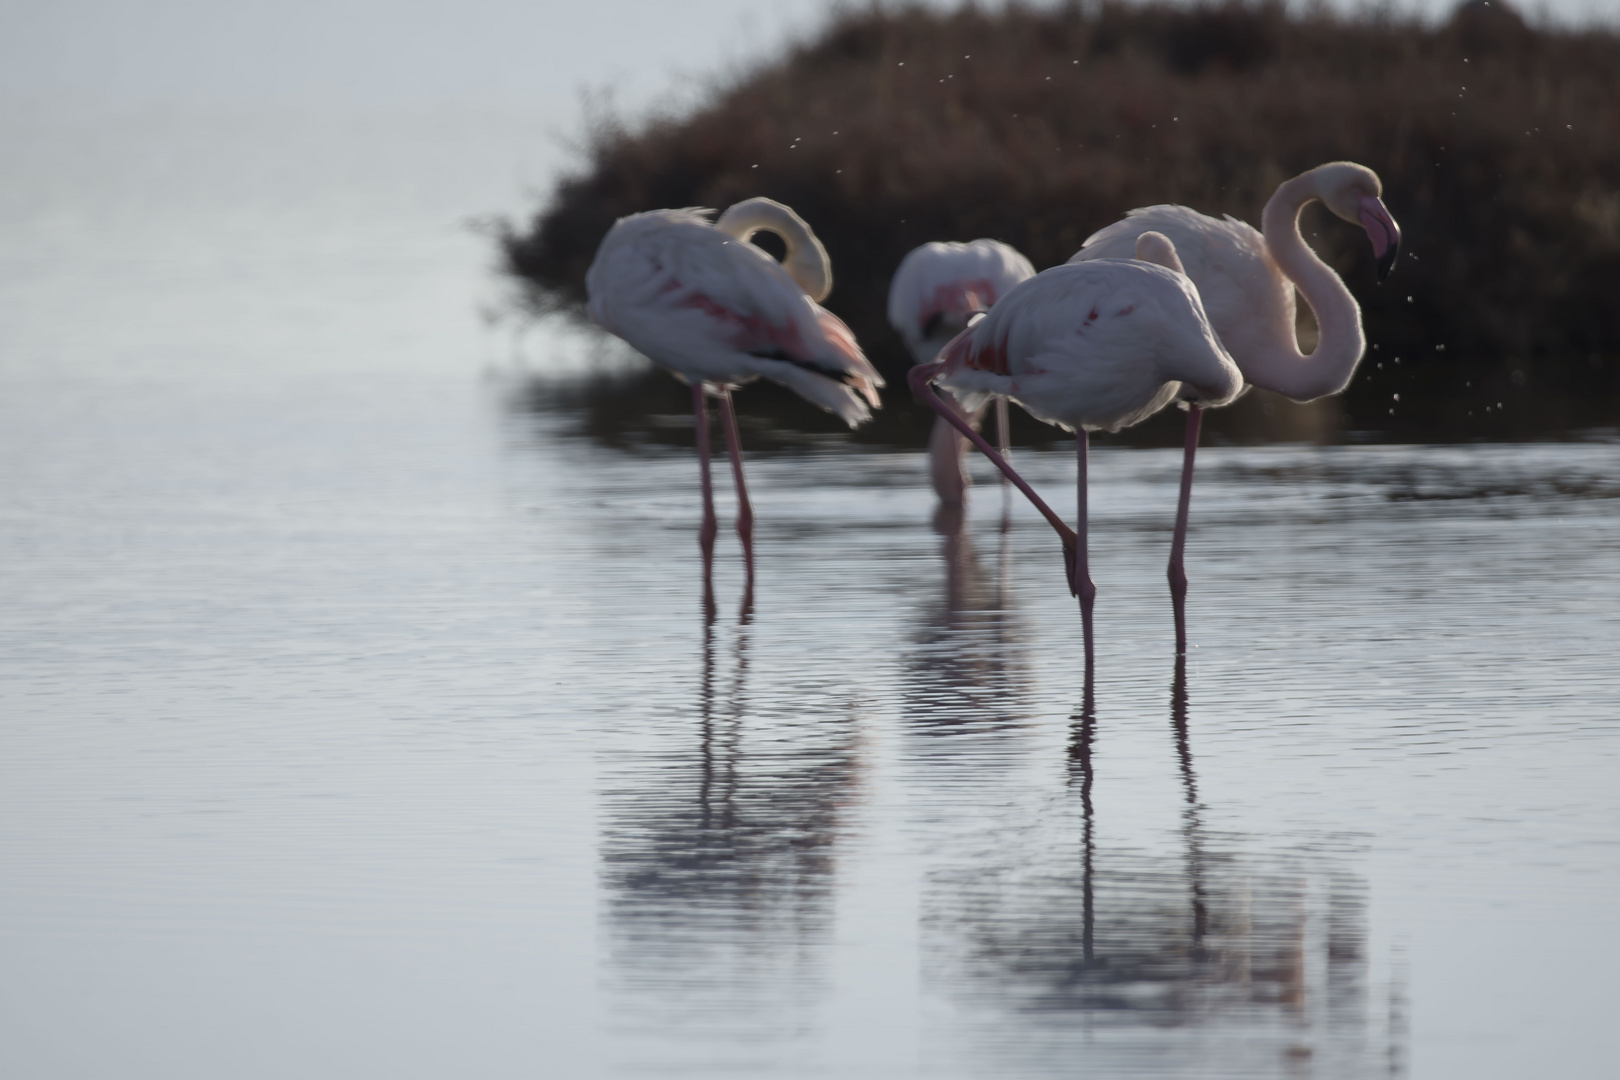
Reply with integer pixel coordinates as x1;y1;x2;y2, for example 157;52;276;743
1075;206;1290;381
912;234;1243;662
1062;164;1402;652
886;238;1037;505
584;198;883;571
586;205;883;426
937;258;1242;432
1070;161;1401;403
887;239;1037;365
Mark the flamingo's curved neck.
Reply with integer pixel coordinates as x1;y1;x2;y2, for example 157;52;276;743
1253;172;1366;402
715;199;832;302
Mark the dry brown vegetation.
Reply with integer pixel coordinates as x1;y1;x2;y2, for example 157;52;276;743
502;0;1620;443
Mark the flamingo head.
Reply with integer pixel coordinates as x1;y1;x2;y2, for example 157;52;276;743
1315;162;1402;282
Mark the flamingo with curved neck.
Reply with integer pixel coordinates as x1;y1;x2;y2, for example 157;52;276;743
1070;161;1402;649
887;239;1037;505
715;197;833;303
585;199;882;575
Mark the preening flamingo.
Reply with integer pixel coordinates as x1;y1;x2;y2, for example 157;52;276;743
585;197;884;567
887;240;1036;504
1070;161;1402;649
911;233;1242;666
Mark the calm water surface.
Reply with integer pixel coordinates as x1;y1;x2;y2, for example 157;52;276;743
2;109;1618;1080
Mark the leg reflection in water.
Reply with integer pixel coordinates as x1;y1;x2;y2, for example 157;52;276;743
1065;666;1097;970
919;656;1386;1076
1171;653;1211;954
902;503;1031;777
600;575;860;1071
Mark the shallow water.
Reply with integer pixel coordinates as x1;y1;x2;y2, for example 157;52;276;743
3;109;1619;1080
4;366;1618;1078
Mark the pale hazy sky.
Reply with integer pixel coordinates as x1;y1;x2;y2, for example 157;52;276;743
2;0;1614;116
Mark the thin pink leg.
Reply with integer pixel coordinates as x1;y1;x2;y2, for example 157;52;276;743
693;382;718;561
1076;430;1096;670
928;412;968;507
909;363;1078;591
928;391;992;506
1168;405;1203;655
717;387;754;570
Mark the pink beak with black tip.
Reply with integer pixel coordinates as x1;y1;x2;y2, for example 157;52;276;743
1358;194;1402;282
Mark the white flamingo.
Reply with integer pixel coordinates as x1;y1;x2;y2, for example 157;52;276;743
911;233;1243;665
887;240;1036;504
1069;162;1402;647
585;197;883;568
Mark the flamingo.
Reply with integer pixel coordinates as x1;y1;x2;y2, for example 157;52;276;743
910;233;1242;666
1069;161;1402;649
887;240;1036;504
585;197;884;568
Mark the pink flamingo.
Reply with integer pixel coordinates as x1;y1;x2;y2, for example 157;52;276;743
585;198;884;567
887;240;1036;504
1070;162;1401;649
910;233;1242;666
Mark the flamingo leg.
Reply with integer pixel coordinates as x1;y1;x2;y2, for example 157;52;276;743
995;397;1011;462
929;393;997;506
1167;404;1203;655
909;362;1078;589
693;382;718;561
927;411;968;507
717;386;754;569
1075;430;1096;669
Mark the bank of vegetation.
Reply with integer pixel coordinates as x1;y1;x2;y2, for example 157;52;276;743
501;1;1620;444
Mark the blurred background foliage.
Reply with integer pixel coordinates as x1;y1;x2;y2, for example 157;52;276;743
499;0;1620;447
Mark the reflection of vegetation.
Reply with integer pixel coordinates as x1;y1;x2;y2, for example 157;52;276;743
508;364;1341;449
501;1;1620;441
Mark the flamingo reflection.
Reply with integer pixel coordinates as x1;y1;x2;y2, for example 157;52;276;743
599;583;861;1066
921;657;1383;1072
902;504;1031;775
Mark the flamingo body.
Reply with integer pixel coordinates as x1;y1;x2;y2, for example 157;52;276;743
1070;161;1401;403
937;259;1243;433
586;207;883;425
1073;206;1292;383
887;239;1036;505
888;240;1037;364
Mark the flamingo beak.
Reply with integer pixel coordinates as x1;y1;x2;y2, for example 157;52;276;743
1358;195;1402;282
